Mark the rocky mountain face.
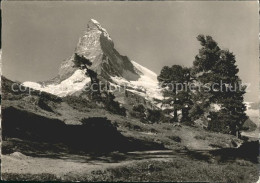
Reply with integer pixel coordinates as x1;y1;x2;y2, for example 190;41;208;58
23;19;162;106
59;19;140;82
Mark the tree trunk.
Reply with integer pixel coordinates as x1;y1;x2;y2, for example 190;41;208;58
173;109;178;122
181;107;191;122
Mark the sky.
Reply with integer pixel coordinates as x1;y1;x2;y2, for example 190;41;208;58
2;1;259;102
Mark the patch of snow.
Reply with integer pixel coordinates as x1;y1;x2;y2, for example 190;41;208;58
210;103;221;111
23;69;90;97
126;88;147;98
111;76;130;86
111;61;163;101
90;19;100;25
256;177;260;183
244;102;259;124
23;82;42;89
131;61;157;80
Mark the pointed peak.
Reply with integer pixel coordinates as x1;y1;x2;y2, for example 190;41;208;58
87;19;112;41
87;19;104;31
90;19;100;25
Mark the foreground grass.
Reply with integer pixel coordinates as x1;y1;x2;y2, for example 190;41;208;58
76;159;258;183
3;157;258;182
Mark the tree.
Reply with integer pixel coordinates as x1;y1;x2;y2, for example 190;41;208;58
73;54;126;116
146;109;162;123
133;104;146;114
158;65;192;122
192;35;248;136
130;104;147;121
73;53;101;100
103;92;126;116
73;53;92;68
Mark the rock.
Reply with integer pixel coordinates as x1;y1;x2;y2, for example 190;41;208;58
173;123;182;128
148;164;155;171
10;152;28;160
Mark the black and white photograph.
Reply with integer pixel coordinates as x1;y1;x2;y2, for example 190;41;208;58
0;1;259;182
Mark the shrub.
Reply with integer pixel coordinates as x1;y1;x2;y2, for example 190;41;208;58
129;110;145;120
81;117;116;129
194;135;206;140
63;95;97;109
168;136;181;143
38;98;54;112
160;115;175;123
102;92;126;116
146;109;162;123
130;104;147;122
189;104;204;121
123;122;142;131
207;112;230;134
133;104;146;113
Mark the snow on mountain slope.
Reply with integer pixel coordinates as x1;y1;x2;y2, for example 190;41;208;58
132;61;157;80
23;70;90;97
241;102;259;139
244;102;259;129
111;61;163;100
245;102;259;118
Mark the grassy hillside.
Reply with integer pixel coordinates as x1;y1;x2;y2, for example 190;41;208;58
1;76;259;182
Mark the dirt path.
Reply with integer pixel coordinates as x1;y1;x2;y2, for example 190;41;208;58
1;150;178;178
180;130;212;150
1;129;231;179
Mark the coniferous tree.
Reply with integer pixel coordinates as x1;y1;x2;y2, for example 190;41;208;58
73;53;101;100
192;35;248;136
73;53;126;116
158;65;192;122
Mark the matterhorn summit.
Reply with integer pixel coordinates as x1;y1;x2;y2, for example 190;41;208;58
23;19;162;102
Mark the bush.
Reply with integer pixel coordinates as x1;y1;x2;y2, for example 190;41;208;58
123;122;142;131
133;104;146;113
63;95;97;110
81;117;117;129
129;111;146;120
189;104;204;121
131;105;165;124
207;112;230;134
102;92;126;116
130;104;146;120
168;136;182;142
160;115;175;123
147;109;162;123
38;98;54;112
194;135;206;140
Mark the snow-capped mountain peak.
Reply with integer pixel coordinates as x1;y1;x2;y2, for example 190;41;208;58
22;19;162;104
